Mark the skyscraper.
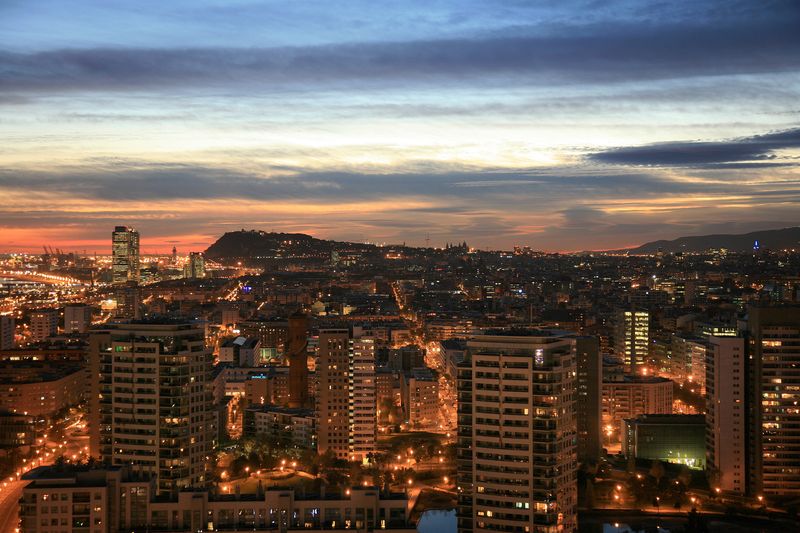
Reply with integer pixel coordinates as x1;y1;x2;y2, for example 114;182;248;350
88;322;216;496
615;309;649;373
746;305;800;497
184;251;206;279
112;226;140;285
457;331;578;533
705;335;746;493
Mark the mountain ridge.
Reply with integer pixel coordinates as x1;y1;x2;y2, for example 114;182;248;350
613;226;800;253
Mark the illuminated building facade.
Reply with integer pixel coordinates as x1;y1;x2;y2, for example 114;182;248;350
614;309;649;373
706;335;746;493
623;414;706;469
746;306;800;497
457;331;577;533
111;226;140;285
88;322;216;497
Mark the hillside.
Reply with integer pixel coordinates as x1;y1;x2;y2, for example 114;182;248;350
622;226;800;253
204;230;370;260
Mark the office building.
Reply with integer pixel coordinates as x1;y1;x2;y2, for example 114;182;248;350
184;251;206;279
614;309;649;373
705;336;746;493
64;303;91;334
575;336;602;462
457;331;578;533
623;414;706;469
88;322;216;496
111;226;140;285
30;309;58;343
746;305;800;496
0;315;14;350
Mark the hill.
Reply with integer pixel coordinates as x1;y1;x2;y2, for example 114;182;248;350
204;230;371;260
621;226;800;253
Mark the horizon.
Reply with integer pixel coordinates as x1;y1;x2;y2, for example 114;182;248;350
2;1;800;252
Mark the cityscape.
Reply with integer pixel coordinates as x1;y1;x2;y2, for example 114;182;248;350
2;2;800;533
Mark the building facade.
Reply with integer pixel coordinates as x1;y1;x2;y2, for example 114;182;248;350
705;335;746;493
88;322;216;497
457;331;578;533
111;226;140;285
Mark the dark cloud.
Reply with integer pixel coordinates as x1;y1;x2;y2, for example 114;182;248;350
589;127;800;166
1;18;799;94
0;161;751;205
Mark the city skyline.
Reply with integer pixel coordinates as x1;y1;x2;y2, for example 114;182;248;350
2;1;800;252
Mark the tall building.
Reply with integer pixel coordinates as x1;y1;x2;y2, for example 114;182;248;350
64;303;91;333
184;251;206;279
29;308;58;342
0;315;14;350
746;305;800;497
671;334;707;393
614;309;649;373
705;336;746;493
287;312;309;408
350;337;376;462
111;226;140;285
316;329;377;462
88;322;215;496
575;336;602;462
317;329;351;460
457;331;578;533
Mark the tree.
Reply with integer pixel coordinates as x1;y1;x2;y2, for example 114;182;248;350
649;460;665;489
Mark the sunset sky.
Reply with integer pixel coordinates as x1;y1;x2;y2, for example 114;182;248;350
1;0;799;253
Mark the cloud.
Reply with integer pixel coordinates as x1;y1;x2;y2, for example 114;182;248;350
589;127;800;166
1;18;799;94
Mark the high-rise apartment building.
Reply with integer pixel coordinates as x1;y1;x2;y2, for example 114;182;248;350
88;322;215;496
350;337;376;462
29;308;58;343
575;336;602;462
705;336;746;493
746;305;800;496
317;329;350;460
112;226;140;285
671;334;707;393
614;309;649;373
64;303;92;333
457;331;578;533
316;329;377;462
0;315;14;350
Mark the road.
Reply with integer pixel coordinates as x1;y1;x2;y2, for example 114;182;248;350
0;434;90;533
0;478;25;533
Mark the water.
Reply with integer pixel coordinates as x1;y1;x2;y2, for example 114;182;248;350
417;509;456;533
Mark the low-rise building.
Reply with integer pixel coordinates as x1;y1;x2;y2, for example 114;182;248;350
243;405;316;449
20;465;411;533
622;414;706;469
602;375;673;444
0;361;86;417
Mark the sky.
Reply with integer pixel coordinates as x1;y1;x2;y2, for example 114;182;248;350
1;1;799;253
